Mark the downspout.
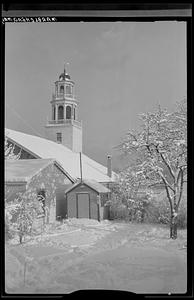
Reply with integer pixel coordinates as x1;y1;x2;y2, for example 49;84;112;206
97;194;101;222
79;152;83;183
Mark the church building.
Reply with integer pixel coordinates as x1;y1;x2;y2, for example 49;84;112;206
5;65;117;222
6;65;117;183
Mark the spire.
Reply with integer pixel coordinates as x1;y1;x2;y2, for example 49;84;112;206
64;62;69;75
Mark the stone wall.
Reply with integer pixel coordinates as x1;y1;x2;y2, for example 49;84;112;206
5;184;26;202
5;163;72;224
25;163;72;223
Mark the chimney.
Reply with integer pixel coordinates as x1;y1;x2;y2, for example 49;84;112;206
107;155;112;178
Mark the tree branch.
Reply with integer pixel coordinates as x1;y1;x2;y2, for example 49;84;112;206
157;170;175;193
176;168;182;186
155;145;175;181
161;177;173;212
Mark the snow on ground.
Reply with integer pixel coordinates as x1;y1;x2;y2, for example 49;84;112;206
64;218;118;230
5;221;187;294
7;218;119;250
46;245;186;294
5;219;121;292
5;247;24;289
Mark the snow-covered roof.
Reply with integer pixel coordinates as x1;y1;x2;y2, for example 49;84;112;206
65;179;111;194
5;158;74;183
5;128;118;183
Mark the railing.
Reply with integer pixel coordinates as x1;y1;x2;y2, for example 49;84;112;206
52;93;77;100
48;119;82;127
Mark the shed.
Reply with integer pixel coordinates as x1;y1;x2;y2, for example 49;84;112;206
65;179;111;221
5;159;74;224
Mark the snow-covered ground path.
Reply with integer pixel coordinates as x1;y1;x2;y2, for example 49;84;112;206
5;220;187;294
46;245;186;294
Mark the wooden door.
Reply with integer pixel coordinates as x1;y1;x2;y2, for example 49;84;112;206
77;193;90;218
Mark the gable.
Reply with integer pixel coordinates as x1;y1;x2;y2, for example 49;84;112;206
65;179;110;195
67;183;98;195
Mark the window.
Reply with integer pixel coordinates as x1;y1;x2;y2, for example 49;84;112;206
58;106;64;120
66;85;71;95
66;106;71;119
74;108;76;120
37;190;46;216
57;132;62;143
60;85;64;93
20;149;36;159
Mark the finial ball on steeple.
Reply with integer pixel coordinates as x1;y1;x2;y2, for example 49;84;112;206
59;62;71;81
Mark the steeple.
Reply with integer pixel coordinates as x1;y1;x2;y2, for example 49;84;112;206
45;65;82;152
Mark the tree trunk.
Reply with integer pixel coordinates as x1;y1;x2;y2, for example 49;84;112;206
170;220;178;239
141;209;145;223
19;233;23;244
170;211;178;239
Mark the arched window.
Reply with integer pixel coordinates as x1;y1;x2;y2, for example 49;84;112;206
60;85;64;93
66;106;71;119
37;190;46;216
66;85;71;95
58;106;64;120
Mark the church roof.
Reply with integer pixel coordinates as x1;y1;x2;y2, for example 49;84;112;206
5;128;118;183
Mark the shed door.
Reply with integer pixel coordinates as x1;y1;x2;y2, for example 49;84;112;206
77;193;90;218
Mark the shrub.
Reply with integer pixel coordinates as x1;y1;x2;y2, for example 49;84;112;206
109;203;129;220
5;193;45;243
5;209;17;241
145;194;187;228
109;192;151;222
5;221;14;241
109;192;129;220
109;190;187;228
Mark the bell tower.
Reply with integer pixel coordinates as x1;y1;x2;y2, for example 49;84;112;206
45;64;82;152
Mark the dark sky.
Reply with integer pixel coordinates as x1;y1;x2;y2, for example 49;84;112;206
5;21;186;169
